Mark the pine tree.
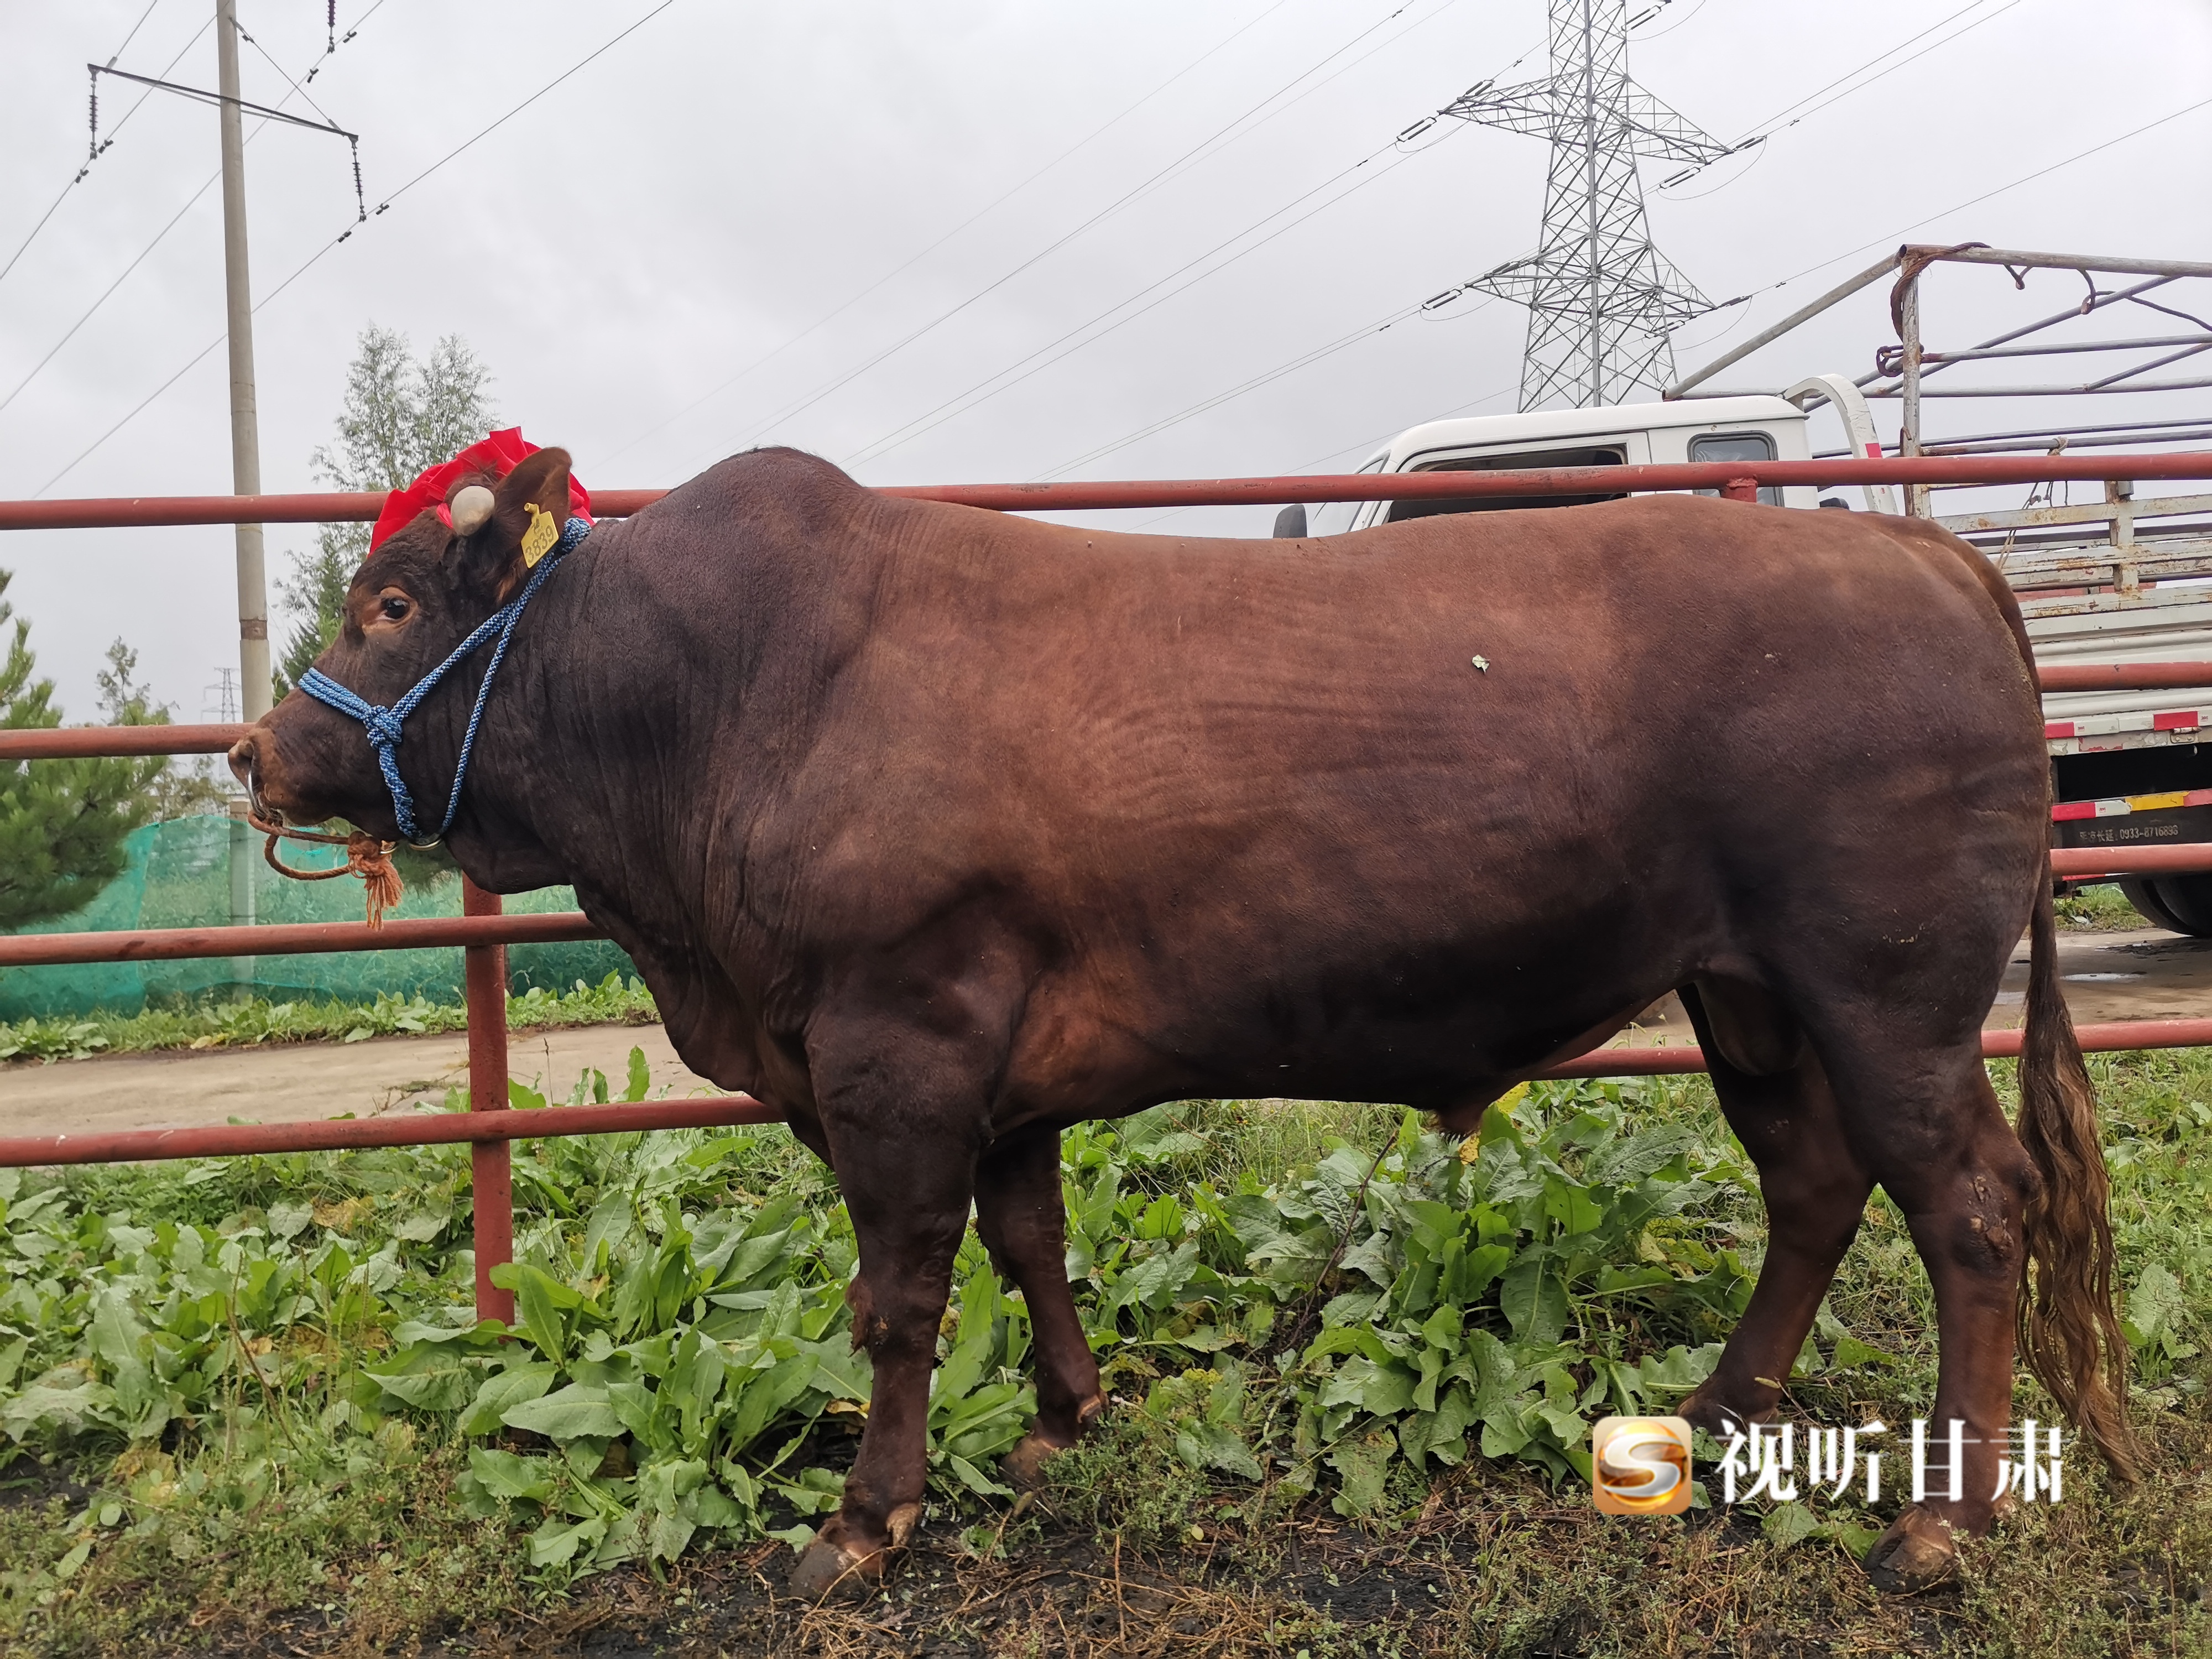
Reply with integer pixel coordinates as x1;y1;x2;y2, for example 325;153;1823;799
93;639;232;821
0;571;168;930
275;327;497;694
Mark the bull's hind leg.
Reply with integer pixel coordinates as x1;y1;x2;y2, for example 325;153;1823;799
1835;1055;2038;1592
973;1125;1105;1488
1676;982;1875;1436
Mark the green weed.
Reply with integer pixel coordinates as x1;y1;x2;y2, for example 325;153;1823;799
0;1052;2204;1653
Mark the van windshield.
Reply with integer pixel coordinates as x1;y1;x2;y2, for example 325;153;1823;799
1384;445;1629;521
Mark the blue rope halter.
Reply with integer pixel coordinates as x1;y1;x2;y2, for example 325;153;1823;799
299;515;590;843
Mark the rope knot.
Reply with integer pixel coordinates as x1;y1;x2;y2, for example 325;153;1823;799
250;814;406;928
344;833;405;928
362;707;405;749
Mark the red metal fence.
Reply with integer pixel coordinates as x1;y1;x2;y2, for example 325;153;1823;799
6;449;2212;530
6;451;2211;1322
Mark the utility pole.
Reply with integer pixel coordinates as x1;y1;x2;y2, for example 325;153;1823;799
1441;0;1733;410
215;0;270;722
215;0;264;985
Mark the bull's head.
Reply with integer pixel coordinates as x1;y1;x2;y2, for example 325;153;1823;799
230;446;573;842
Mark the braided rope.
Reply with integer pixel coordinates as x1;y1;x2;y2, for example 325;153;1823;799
249;814;405;927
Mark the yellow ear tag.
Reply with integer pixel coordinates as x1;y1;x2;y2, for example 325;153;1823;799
520;503;559;567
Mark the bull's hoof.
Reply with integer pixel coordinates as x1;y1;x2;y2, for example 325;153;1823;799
1001;1394;1108;1489
1679;1383;1772;1438
1000;1430;1070;1490
789;1503;923;1600
1864;1504;1958;1593
788;1536;885;1601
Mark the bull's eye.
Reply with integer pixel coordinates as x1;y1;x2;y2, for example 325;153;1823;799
379;596;411;622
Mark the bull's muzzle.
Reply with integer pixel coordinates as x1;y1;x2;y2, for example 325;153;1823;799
228;731;280;825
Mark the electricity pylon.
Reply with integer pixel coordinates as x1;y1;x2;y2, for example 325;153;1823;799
1442;0;1731;410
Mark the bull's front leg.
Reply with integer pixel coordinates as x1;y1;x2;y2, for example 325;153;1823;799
787;1042;985;1600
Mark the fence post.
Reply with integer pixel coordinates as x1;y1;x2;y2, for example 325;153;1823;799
1899;271;1929;518
1720;477;1760;503
462;877;515;1325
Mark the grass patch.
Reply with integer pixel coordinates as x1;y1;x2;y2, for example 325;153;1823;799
2058;882;2152;932
0;1051;2205;1655
0;972;659;1063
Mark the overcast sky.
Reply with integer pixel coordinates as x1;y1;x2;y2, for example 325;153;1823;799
2;0;2208;718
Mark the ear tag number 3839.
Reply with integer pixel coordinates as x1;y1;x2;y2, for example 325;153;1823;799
520;503;559;567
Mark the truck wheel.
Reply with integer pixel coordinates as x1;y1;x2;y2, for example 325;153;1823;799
2119;876;2212;936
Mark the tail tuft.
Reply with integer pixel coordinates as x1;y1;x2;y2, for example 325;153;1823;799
2016;873;2140;1480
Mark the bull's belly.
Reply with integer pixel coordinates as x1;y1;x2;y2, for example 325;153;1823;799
995;932;1693;1129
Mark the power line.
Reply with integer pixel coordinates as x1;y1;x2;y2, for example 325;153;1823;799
2;19;369;420
839;14;1526;468
1039;0;1476;253
0;11;211;290
1738;0;2023;137
1123;380;1519;530
692;0;1464;468
31;2;682;495
106;0;169;65
843;133;1458;468
594;0;1301;472
1629;0;1708;40
1034;297;1469;482
1046;86;2212;503
229;15;347;131
1658;0;2029;190
35;250;319;498
0;177;218;418
358;1;675;221
0;0;381;295
0;2;383;400
1745;91;2212;319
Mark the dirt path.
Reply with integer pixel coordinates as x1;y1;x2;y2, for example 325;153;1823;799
4;925;2209;1141
0;1024;720;1140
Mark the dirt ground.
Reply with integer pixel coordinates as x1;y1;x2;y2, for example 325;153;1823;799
0;1022;721;1140
1521;924;2212;1046
4;926;2210;1142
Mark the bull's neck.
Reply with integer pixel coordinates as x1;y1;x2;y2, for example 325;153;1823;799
420;503;839;900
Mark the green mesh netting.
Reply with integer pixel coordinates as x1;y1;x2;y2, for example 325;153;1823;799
0;816;638;1020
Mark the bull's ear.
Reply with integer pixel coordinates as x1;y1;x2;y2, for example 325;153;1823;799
452;447;572;599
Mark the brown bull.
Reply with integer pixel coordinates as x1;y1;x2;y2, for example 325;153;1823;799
233;444;2135;1596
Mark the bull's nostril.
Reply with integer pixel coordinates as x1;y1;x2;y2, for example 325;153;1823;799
227;736;278;825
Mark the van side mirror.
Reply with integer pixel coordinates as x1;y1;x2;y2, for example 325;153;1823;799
1272;504;1308;539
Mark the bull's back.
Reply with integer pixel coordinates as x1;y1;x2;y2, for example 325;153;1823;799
832;493;2038;877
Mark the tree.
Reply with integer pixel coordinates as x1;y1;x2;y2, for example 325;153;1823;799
93;639;232;820
0;571;169;930
275;327;497;694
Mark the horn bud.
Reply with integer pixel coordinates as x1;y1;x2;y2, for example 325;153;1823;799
449;484;495;536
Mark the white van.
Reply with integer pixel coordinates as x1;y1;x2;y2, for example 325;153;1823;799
1272;395;1824;540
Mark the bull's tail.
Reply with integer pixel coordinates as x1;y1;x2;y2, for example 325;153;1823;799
2016;870;2140;1479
